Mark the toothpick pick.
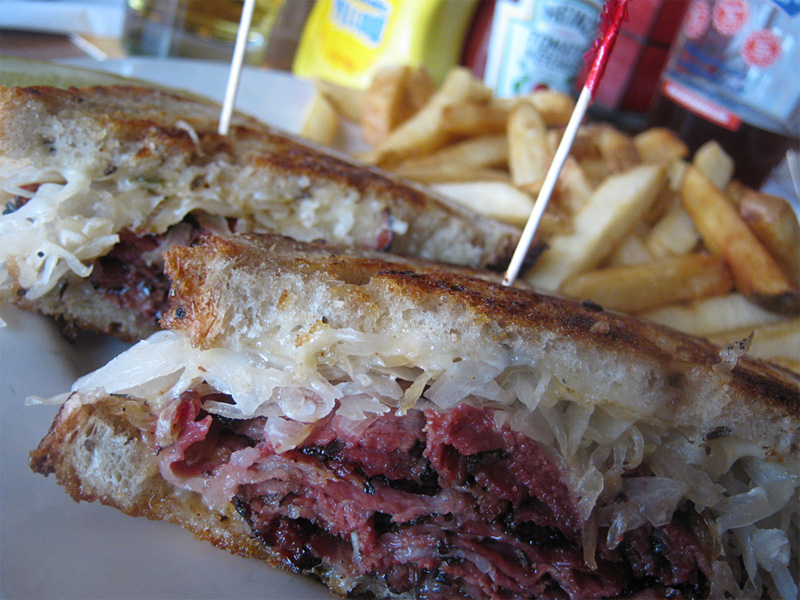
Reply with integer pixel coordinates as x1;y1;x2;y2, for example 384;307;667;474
502;86;592;287
219;0;257;135
502;0;629;286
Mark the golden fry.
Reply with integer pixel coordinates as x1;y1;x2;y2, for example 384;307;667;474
560;253;733;313
642;293;785;336
633;127;689;165
393;165;511;185
605;231;654;267
554;157;594;215
737;186;800;287
646;200;700;259
693;140;734;189
361;65;436;146
433;181;534;227
440;102;510;137
591;124;641;173
314;80;364;122
507;102;550;192
300;92;340;146
681;165;798;312
359;66;492;166
403;66;437;112
524;88;575;127
392;134;509;183
524;163;667;291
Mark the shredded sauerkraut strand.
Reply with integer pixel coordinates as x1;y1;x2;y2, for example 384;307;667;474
37;325;799;597
0;162;118;300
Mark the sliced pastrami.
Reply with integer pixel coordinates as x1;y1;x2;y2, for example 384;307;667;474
161;395;711;599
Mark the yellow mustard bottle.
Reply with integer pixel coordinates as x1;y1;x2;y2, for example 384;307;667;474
292;0;479;89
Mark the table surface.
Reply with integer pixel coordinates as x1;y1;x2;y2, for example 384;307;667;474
0;28;128;61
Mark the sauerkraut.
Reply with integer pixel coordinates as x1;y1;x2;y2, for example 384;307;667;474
0;157;406;304
32;325;799;598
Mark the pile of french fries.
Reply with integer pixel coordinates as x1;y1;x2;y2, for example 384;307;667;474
301;65;800;373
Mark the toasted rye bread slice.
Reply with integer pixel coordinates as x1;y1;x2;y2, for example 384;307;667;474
161;233;799;453
0;84;520;264
0;85;523;340
31;233;799;598
29;393;387;598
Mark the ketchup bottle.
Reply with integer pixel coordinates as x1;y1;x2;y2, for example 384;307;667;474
647;0;800;188
463;0;603;97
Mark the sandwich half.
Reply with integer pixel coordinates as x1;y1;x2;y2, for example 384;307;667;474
0;84;520;340
30;233;799;599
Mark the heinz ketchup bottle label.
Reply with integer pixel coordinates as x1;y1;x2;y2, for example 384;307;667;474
483;0;603;97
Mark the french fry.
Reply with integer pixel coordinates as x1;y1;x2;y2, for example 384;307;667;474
300;92;340;146
507;101;551;193
646;199;700;259
642;159;688;225
434;180;572;237
666;159;688;191
392;134;509;183
394;165;511;185
681;165;798;312
433;181;534;227
633;127;689;165
536;205;575;238
314;80;365;122
569;126;603;161
555;157;594;215
360;65;414;146
524;163;667;291
359;66;492;166
591;124;641;173
641;293;785;336
560;253;734;313
577;157;614;188
693;140;734;189
525;88;575;127
403;66;437;112
724;179;747;208
440;102;510;137
737;186;800;287
606;230;654;267
361;65;436;146
394;134;508;171
708;318;800;367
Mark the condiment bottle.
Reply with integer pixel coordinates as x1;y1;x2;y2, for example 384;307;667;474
647;0;800;188
463;0;604;97
292;0;479;88
122;0;285;65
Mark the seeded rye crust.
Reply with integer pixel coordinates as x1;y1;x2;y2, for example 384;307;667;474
31;234;799;597
0;84;522;341
161;235;799;451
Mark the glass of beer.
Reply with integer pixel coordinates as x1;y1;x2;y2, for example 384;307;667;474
122;0;286;65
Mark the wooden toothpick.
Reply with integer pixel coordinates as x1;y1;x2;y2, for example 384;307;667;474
219;0;258;135
502;0;629;286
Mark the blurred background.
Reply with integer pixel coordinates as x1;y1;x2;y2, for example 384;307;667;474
1;0;797;191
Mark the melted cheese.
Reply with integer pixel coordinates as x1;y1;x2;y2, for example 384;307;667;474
33;327;799;599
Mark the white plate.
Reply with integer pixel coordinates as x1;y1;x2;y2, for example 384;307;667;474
0;58;339;600
63;56;316;131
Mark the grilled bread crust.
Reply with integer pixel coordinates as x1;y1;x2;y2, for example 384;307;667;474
30;232;798;599
0;84;523;341
29;394;400;599
12;273;155;340
0;84;520;265
162;233;799;456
